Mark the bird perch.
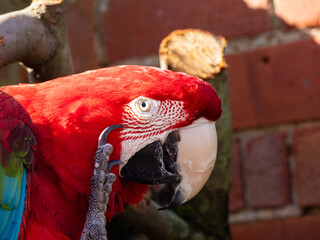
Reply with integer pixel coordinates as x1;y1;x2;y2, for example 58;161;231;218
0;0;73;82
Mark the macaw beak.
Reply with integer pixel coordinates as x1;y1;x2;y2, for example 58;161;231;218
119;118;217;209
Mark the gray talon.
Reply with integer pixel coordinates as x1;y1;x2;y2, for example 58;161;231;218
81;125;123;240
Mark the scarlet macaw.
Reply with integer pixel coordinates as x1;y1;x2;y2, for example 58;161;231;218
0;65;222;239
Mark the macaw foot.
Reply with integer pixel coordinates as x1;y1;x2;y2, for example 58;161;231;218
80;126;123;240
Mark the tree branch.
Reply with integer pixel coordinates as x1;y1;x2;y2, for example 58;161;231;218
0;0;73;82
159;29;226;80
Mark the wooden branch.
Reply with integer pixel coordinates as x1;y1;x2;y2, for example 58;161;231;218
0;0;73;82
159;29;226;80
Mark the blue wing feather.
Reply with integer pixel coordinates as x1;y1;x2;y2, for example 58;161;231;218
0;168;26;240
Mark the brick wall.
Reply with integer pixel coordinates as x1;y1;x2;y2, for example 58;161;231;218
2;0;320;239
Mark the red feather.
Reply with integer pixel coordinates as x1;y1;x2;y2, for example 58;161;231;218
1;65;221;239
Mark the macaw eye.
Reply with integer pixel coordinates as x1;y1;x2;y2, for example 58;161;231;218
137;99;151;112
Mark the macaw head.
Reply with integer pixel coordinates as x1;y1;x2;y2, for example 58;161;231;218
90;65;222;211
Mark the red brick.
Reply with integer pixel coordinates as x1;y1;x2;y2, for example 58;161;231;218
101;0;271;63
294;125;320;207
229;141;245;211
227;37;320;130
244;133;290;208
275;0;320;28
231;215;320;240
66;0;99;73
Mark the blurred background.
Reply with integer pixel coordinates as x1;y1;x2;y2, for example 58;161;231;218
1;0;320;239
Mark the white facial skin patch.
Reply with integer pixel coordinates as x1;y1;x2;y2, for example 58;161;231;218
120;96;188;165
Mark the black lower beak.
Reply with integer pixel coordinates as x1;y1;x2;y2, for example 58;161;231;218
120;131;181;185
157;186;185;210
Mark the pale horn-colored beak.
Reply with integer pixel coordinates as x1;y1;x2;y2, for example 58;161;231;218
160;117;217;209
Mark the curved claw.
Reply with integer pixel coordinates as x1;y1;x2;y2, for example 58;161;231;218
98;125;125;147
106;160;123;174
